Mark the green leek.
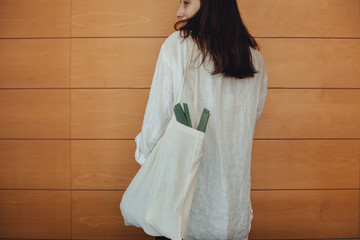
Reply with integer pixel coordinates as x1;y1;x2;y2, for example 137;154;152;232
197;108;210;133
183;103;192;128
173;103;210;133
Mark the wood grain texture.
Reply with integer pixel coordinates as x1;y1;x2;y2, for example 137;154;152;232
251;140;360;189
0;140;70;189
71;0;178;37
0;190;352;239
0;0;358;239
238;0;360;37
70;190;359;239
0;0;70;38
250;190;359;238
258;38;360;88
70;0;360;37
72;190;151;239
0;0;358;38
1;38;358;89
71;38;164;88
71;89;148;139
0;89;70;138
0;39;70;88
0;190;71;239
71;140;139;190
0;138;352;192
254;89;360;138
70;89;360;139
71;38;360;88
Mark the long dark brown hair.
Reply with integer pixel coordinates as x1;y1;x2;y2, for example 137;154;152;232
174;0;260;79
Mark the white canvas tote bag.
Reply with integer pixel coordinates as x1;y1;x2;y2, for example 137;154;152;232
120;40;207;240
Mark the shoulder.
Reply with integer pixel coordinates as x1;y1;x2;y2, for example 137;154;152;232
160;31;190;59
160;31;192;64
162;31;184;48
249;47;266;72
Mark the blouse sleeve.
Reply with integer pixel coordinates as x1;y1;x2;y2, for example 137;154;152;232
255;54;268;125
134;43;174;167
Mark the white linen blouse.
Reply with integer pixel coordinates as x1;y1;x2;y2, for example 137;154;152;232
134;31;268;240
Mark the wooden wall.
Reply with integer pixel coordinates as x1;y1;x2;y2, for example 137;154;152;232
0;0;359;239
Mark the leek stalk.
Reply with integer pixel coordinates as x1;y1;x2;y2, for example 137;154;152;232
173;102;210;133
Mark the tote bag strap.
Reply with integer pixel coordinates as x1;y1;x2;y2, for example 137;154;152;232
175;39;199;127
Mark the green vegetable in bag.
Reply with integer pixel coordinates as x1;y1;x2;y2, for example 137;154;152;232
174;103;189;126
197;108;210;133
173;103;210;133
183;103;192;128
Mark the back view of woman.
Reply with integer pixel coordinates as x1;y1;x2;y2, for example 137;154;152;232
134;0;268;239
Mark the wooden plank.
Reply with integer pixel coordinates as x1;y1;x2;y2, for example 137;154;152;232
238;0;360;37
71;38;164;88
258;38;360;88
0;90;70;138
70;139;359;190
0;0;358;38
71;0;360;37
1;138;352;191
72;190;358;239
72;190;151;239
71;0;178;37
251;140;360;189
254;89;360;138
71;89;360;139
71;140;139;190
0;39;70;88
250;190;359;238
0;0;70;38
71;89;148;139
0;190;71;239
1;37;357;89
0;140;70;189
72;38;360;89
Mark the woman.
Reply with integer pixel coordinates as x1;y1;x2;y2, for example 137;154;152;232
135;0;268;239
